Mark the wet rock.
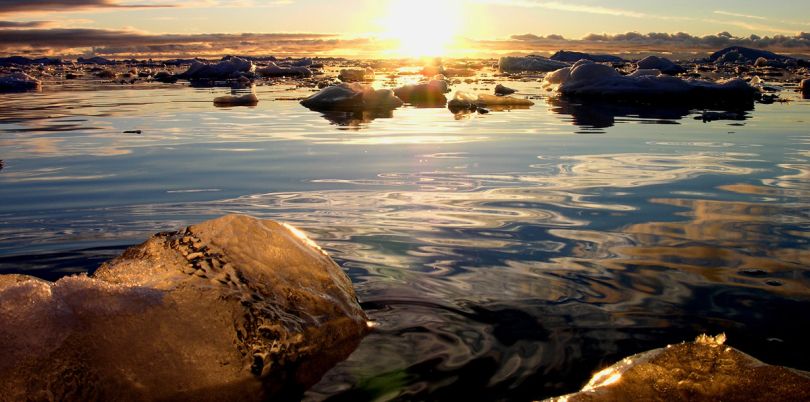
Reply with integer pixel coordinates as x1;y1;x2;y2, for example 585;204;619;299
545;62;759;107
338;67;375;82
551;50;624;63
499;56;569;73
393;80;449;106
180;57;255;80
213;93;259;107
0;72;41;92
547;334;810;402
0;215;369;401
494;84;516;96
257;62;312;78
637;56;685;75
301;83;403;112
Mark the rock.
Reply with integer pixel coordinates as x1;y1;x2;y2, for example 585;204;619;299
0;72;41;92
545;62;759;107
301;83;403;112
636;56;685;75
0;215;369;401
498;56;569;73
180;57;255;80
550;50;624;63
338;67;375;82
546;334;810;402
213;93;259;107
447;91;534;113
393;80;449;106
494;84;516;96
257;62;312;78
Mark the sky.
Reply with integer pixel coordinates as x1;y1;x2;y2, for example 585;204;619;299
1;0;809;58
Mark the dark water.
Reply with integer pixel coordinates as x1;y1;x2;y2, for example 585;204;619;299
1;76;809;401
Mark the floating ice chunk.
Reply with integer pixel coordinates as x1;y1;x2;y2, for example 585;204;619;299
0;72;41;92
393;79;449;106
498;56;569;73
213;93;259;107
546;334;810;401
447;91;534;113
180;56;255;80
257;62;312;78
495;84;517;96
627;69;661;78
338;67;375;82
636;56;685;75
0;215;369;401
301;83;403;112
545;62;759;106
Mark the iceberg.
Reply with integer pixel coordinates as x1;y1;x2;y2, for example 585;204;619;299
257;62;312;78
338;67;375;82
551;50;624;63
709;46;792;64
0;72;41;92
0;215;369;401
636;56;685;75
545;62;759;107
301;83;403;112
179;56;255;80
498;56;569;73
546;334;810;402
393;79;450;106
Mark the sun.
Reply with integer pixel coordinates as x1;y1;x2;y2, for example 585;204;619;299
380;0;464;58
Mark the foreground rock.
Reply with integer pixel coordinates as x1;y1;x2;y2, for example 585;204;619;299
393;79;449;106
301;83;403;112
0;72;41;92
0;215;369;401
547;334;810;402
545;62;759;107
498;56;569;73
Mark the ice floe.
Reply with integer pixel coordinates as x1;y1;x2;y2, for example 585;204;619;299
0;72;41;92
498;56;569;73
180;56;255;80
447;91;534;113
213;93;259;107
636;56;685;75
257;62;312;78
301;83;403;112
393;79;450;106
551;50;624;63
338;67;375;82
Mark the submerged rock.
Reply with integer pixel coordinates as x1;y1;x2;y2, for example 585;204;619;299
338;67;375;82
393;79;449;106
0;72;41;92
301;83;403;112
0;215;369;401
257;62;312;78
547;334;810;402
180;57;255;80
551;50;624;63
636;56;685;75
545;62;759;107
498;56;569;73
213;93;259;107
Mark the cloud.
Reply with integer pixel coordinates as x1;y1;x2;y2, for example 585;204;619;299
0;0;175;14
477;0;648;18
713;10;767;21
0;20;52;28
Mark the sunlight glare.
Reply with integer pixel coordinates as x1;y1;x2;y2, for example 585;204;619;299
381;0;464;58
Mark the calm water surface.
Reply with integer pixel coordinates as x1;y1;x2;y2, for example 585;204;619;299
1;76;809;401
